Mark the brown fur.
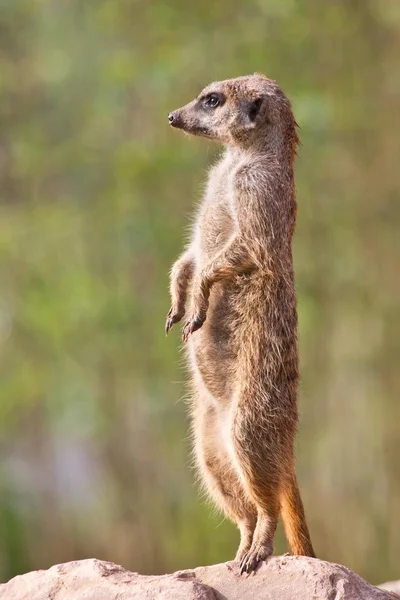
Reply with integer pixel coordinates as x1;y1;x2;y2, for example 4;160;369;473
166;74;315;573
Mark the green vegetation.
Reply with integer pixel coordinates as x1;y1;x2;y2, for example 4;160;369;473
0;0;399;585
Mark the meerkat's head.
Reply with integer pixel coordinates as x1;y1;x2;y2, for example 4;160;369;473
168;73;297;149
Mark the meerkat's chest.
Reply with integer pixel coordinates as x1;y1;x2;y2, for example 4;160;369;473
195;159;235;263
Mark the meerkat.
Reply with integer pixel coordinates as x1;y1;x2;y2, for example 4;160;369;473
165;73;315;574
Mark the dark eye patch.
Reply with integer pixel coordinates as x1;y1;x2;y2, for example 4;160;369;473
201;93;224;109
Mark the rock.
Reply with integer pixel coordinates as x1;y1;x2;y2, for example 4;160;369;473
380;581;400;595
0;556;398;600
195;557;400;600
0;560;217;600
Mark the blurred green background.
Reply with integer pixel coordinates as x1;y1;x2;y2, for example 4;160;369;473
0;0;399;586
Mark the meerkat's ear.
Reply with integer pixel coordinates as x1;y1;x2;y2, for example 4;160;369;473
248;97;264;122
241;97;265;128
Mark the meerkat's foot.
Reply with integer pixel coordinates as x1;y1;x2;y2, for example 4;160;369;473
181;313;206;342
239;540;273;575
235;518;256;562
235;541;252;563
165;307;185;335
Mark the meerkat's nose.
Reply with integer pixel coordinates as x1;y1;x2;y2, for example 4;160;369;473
168;110;184;129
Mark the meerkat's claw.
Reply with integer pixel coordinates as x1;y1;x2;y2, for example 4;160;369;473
181;314;205;342
165;308;173;335
239;542;272;575
165;308;184;335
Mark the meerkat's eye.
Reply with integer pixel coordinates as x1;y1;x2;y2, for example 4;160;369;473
203;93;222;109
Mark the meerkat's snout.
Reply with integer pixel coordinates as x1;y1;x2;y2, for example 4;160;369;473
168;110;183;128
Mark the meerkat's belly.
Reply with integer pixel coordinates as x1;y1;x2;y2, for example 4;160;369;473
188;280;242;403
188;273;297;405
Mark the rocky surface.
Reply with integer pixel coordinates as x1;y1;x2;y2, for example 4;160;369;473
380;581;400;595
0;556;398;600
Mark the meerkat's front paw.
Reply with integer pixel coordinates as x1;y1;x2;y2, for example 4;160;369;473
181;312;206;342
165;307;185;335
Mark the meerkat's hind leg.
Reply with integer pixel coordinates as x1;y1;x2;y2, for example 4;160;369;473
193;401;257;560
238;489;280;574
235;514;257;561
231;398;284;574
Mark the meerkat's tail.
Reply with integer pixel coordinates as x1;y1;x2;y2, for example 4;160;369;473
280;475;316;557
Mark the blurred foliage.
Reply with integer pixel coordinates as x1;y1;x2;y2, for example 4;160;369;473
0;0;399;586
